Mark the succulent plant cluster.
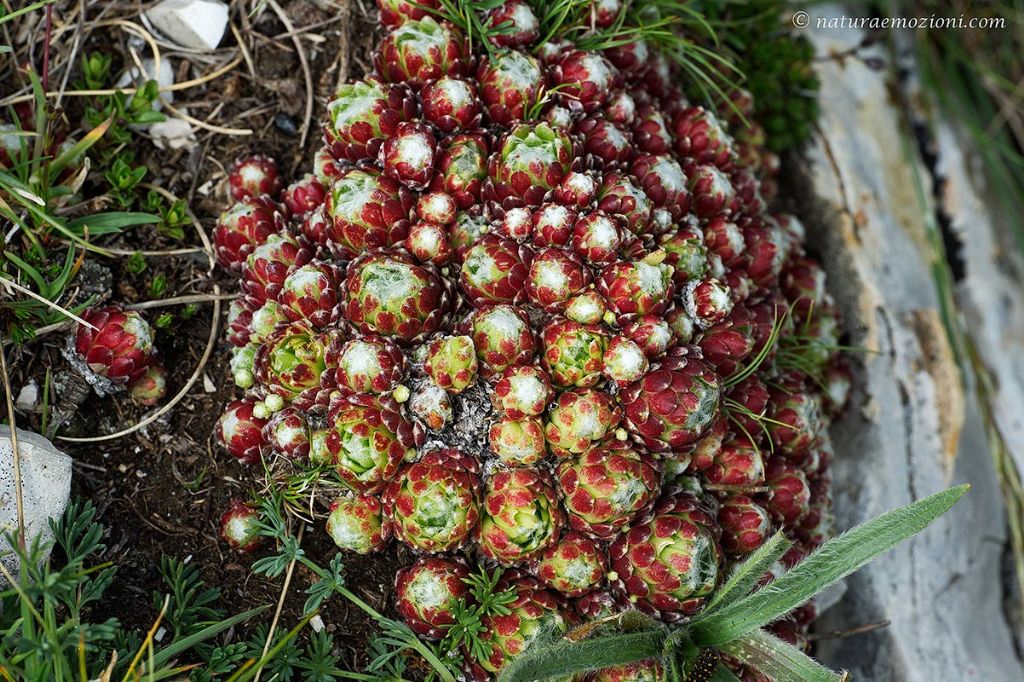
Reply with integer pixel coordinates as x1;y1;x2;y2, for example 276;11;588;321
72;305;168;405
206;1;849;678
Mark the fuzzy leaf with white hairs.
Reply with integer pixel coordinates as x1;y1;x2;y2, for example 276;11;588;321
497;629;667;682
689;485;969;647
719;628;845;682
703;532;792;613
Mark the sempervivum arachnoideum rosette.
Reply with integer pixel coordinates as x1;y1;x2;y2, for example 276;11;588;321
385;448;481;552
478;467;564;565
394;556;470;638
471;572;567;677
74;306;159;387
609;488;723;620
72;305;169;407
313;393;422;492
253;322;340;413
204;1;850;678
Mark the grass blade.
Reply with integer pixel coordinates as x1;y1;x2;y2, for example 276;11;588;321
65;211;159;235
149;605;269;669
0;1;56;26
48;116;112;176
719;628;843;682
690;485;969;647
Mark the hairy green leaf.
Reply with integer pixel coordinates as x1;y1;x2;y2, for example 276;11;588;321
704;533;791;613
719;628;843;682
690;485;968;647
497;629;666;682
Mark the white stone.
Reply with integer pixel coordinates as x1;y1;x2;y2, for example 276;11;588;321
149;117;196;151
0;426;72;581
15;380;38;412
145;0;228;52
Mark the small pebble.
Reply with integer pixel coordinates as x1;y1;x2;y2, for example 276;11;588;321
274;113;298;136
16;380;38;412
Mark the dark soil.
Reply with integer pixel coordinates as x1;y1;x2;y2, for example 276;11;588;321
5;0;403;669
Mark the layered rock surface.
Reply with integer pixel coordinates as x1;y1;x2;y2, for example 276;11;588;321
801;6;1024;679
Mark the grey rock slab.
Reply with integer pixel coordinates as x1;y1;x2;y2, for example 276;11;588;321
799;4;1024;680
0;425;72;580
